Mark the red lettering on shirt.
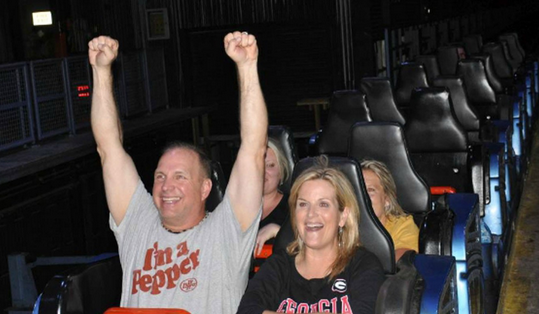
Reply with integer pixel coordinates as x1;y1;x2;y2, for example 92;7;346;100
131;241;201;295
150;269;166;294
177;241;189;257
318;299;330;312
142;242;157;271
341;295;353;314
285;298;297;312
296;303;310;313
330;297;338;311
277;300;287;312
276;296;351;313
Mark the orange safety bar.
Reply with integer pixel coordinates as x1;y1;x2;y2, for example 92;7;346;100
105;308;190;314
253;244;274;273
430;186;457;195
255;244;273;259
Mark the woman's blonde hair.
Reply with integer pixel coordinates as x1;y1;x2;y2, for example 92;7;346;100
287;156;360;281
267;138;290;186
360;159;406;218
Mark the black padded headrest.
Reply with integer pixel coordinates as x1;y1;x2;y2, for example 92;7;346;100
457;59;497;105
205;160;227;212
349;121;431;219
39;255;122;314
359;77;406;125
414;55;441;85
404;87;468;153
469;53;504;94
394;62;429;106
318;90;371;155
269;125;299;194
274;156;395;274
499;33;524;66
507;32;526;59
463;34;483;55
482;42;514;79
498;39;518;74
437;46;460;75
432;75;480;132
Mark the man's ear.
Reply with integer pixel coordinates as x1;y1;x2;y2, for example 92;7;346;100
201;178;212;201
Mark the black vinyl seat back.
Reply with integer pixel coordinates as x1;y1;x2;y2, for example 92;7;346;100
499;39;518;74
375;251;424;314
206;160;227;212
415;55;441;85
508;32;526;60
269;125;299;194
274;156;395;274
432;75;481;142
404;87;473;193
482;42;514;79
317;90;372;155
437;46;461;75
349;121;431;225
499;33;524;67
394;62;430;109
359;77;406;125
469;53;506;94
457;59;499;119
463;34;483;55
38;255;122;314
405;87;469;152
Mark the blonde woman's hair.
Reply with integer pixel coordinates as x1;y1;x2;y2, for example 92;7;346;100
361;159;406;218
287;155;360;281
267;138;290;186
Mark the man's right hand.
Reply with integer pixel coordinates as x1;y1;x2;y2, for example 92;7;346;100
88;36;119;68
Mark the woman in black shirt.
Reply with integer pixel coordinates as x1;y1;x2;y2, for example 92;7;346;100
239;156;385;314
254;138;291;256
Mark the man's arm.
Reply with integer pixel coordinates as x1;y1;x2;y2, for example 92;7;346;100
224;31;268;232
89;36;139;225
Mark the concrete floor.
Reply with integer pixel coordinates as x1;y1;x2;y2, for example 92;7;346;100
497;123;539;314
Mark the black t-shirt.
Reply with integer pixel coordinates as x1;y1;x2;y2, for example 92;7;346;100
238;247;386;314
259;192;289;229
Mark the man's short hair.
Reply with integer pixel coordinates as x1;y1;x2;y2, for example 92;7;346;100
161;141;212;179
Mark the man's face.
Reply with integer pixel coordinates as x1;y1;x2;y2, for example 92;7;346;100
152;148;211;227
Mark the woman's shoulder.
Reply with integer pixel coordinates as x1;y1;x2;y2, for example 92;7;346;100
386;214;417;231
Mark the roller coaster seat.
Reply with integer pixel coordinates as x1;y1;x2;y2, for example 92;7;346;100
315;90;372;156
359;77;406;126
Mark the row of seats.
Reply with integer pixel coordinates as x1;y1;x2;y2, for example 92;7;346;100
306;30;537;314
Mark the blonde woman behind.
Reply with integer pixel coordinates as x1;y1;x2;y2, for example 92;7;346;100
254;138;291;256
361;159;419;261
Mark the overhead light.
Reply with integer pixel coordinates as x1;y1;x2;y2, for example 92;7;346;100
32;11;53;26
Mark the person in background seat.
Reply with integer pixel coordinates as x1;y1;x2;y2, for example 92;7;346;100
361;160;419;261
254;138;291;256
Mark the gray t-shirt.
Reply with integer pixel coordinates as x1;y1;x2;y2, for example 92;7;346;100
110;180;260;314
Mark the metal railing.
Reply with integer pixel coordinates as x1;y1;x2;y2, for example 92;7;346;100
0;48;168;153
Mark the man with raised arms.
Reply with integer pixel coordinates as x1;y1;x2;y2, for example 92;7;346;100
88;31;267;313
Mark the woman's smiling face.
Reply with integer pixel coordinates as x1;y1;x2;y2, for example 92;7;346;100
295;179;348;253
